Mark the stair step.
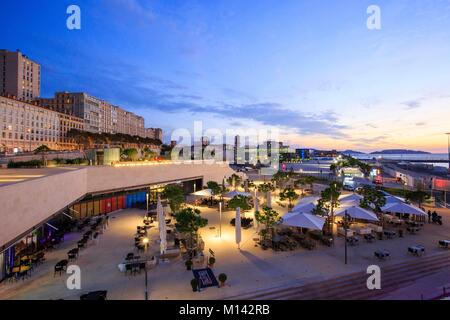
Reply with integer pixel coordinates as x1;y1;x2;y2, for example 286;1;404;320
226;251;450;300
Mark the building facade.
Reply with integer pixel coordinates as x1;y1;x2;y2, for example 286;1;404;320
145;127;163;141
0;50;41;101
36;92;146;137
0;96;84;152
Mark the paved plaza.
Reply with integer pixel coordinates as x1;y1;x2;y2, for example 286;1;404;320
1;194;449;300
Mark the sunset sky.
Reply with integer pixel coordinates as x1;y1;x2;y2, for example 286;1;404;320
2;0;450;152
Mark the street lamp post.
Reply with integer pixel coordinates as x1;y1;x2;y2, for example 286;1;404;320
344;210;348;265
446;133;450;175
143;237;149;300
219;202;222;238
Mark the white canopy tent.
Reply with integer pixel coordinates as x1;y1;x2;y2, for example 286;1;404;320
235;207;242;248
253;191;260;230
223;190;252;199
381;202;426;216
281;212;325;231
191;189;214;197
339;193;363;204
291;202;316;214
335;205;379;222
297;196;320;205
384;195;406;206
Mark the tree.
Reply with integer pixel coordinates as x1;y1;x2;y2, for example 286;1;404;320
279;187;299;209
174;207;208;252
359;186;386;212
227;195;252;211
319;182;342;235
255;206;281;240
405;190;430;208
121;148;139;161
257;182;275;193
162;184;185;213
206;180;222;205
206;181;222;196
297;176;316;191
143;147;157;160
271;171;290;190
257;182;275;205
226;174;242;190
34;145;52;154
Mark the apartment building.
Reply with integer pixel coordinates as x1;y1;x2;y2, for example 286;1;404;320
145;128;163;141
0;49;41;101
0;95;84;152
37;92;145;137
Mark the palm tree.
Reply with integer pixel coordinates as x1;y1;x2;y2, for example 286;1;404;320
279;187;299;209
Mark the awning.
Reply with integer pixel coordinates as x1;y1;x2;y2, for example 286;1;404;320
191;189;213;197
381;202;426;216
281;212;325;230
335;205;379;222
223;190;252;199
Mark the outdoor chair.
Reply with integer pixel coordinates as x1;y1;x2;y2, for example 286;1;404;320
364;234;375;243
374;250;390;260
438;240;450;249
80;291;107;300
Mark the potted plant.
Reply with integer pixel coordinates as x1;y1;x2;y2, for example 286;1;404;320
218;273;227;287
208;257;216;268
185;260;193;271
190;278;199;292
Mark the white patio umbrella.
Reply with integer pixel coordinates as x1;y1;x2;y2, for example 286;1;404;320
235;207;242;249
282;212;325;230
157;196;167;254
266;191;272;208
191;189;213;197
384;195;406;206
335;205;379;222
253;190;260;230
381;202;426;216
223;190;252;199
297;196;320;205
339;193;363;204
291;202;316;214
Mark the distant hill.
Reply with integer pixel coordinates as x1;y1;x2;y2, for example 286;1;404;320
370;149;431;154
341;150;364;154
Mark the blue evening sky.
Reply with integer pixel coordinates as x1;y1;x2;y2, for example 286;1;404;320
2;0;450;151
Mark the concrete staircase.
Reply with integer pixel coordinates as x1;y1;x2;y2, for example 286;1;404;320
225;251;450;300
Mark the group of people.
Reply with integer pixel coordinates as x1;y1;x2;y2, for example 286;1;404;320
427;210;443;225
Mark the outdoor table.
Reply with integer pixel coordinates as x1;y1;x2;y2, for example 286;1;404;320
438;240;450;249
12;265;31;273
407;227;420;234
77;240;87;249
374;249;390;260
408;245;425;256
54;260;69;276
80;290;107;300
364;234;375;243
346;236;359;246
384;230;396;239
68;248;79;260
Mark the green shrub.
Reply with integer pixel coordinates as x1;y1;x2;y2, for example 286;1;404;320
7;160;43;168
218;273;227;283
